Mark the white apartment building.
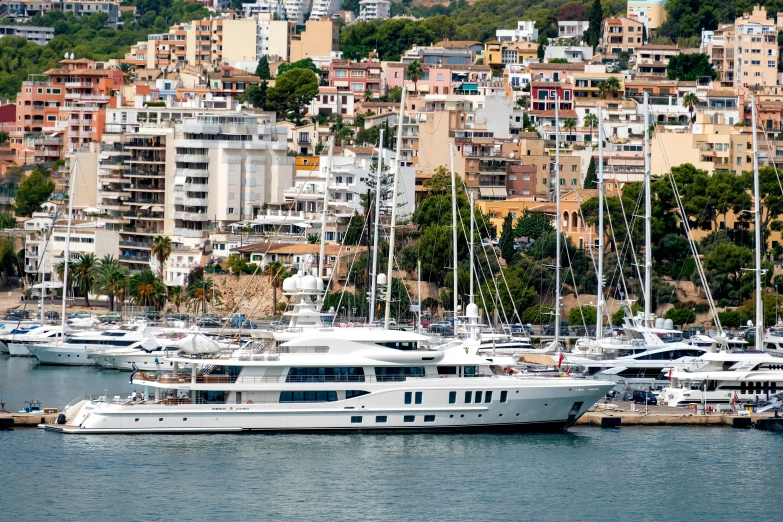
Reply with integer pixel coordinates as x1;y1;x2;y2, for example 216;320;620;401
558;21;589;41
309;0;342;20
496;21;538;42
172;114;294;248
283;0;312;24
242;0;286;19
307;87;356;121
358;0;390;21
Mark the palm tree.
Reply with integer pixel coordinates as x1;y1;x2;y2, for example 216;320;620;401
406;60;423;94
263;261;290;315
583;113;599;144
168;285;184;313
363;88;374;102
598;77;622;100
186;277;222;315
150;235;172;279
90;255;127;312
128;269;167;309
683;92;699;123
73;253;97;307
116;62;135;85
562;118;577;143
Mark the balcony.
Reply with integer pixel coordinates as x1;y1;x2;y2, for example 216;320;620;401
119;254;151;263
119;240;152;250
65;81;93;88
176;154;209;163
173;228;207;239
175;196;208;206
184;183;209;192
173;211;210;221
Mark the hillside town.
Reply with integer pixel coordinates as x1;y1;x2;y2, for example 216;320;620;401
0;0;782;328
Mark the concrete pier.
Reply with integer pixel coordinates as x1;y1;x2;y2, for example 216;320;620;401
0;411;60;428
576;404;777;428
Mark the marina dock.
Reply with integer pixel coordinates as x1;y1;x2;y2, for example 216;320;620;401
0;410;60;429
576;404;780;428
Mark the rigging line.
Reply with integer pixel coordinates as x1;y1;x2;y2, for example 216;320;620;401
332;208;373;321
561;227;589;332
613;162;645;291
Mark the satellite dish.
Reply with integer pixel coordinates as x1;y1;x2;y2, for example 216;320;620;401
509;153;515;158
64;52;68;59
70;53;75;59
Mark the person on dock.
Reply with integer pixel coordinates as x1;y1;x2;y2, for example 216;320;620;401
132;391;137;402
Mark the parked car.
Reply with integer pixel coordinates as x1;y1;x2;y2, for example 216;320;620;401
67;311;92;320
543;321;569;336
195;318;222;328
571;325;596;337
223;313;247;322
229;317;258;329
632;389;658;405
165;313;189;323
43;311;60;321
428;324;453;335
99;312;123;323
5;310;31;320
681;326;702;339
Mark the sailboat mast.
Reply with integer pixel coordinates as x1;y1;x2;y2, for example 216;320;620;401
643;92;652;327
469;191;474;305
318;137;334;280
596;106;604;340
369;129;384;323
383;87;406;329
751;95;763;343
449;142;458;320
60;160;78;330
555;93;561;349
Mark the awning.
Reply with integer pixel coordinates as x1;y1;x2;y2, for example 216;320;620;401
151;205;164;212
31;282;64;290
174;176;186;186
140;205;150;210
293;222;313;228
479;187;507;197
459;83;478;91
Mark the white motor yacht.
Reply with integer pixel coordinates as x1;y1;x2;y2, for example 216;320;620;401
88;333;230;371
659;351;783;407
45;329;615;434
27;328;160;366
760;325;783;357
7;325;63;356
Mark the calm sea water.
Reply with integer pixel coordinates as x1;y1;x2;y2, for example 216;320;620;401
1;355;782;521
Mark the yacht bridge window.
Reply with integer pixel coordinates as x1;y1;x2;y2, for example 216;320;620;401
375;367;426;381
279;391;339;402
286;367;365;382
379;341;419;350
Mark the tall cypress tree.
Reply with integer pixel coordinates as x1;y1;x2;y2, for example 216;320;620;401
255;56;271;79
586;0;603;50
500;213;516;264
584;157;597;189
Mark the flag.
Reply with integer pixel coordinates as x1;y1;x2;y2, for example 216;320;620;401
732;393;739;404
558;353;564;369
565;366;572;376
667;368;672;381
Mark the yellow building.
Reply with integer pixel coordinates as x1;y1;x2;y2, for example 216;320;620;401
601;17;644;55
290;19;339;63
627;0;668;30
572;66;625;100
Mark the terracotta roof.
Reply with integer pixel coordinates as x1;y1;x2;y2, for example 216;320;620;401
529;109;579;118
344;146;376;155
637;45;680;51
529;63;586;71
43;68;112;76
517;132;540;139
435;40;482;49
531;81;570;88
331;60;382;70
707;90;737;97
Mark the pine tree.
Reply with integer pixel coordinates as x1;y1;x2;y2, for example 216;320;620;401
255;56;271;80
584;157;597;189
537;43;545;60
586;0;603;50
500;213;516;264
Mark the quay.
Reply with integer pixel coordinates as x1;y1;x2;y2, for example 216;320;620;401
0;410;60;429
576;404;780;428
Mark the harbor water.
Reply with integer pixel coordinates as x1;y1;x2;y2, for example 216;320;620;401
1;355;782;521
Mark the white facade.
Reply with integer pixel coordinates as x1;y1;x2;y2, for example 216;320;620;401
358;0;390;21
544;46;593;62
283;0;312;24
496;20;538;42
307;88;356;121
242;0;286;19
558;21;589;41
309;0;342;20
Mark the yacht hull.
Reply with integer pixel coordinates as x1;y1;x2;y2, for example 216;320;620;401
27;344;93;366
89;353;187;371
48;380;614;434
7;342;31;356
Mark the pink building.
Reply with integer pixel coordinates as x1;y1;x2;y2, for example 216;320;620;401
329;60;383;99
384;63;491;95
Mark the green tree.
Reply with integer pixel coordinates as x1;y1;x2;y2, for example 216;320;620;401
266;68;319;124
90;254;127;312
717;310;743;328
226;253;249;275
343;211;365;245
568;305;596;326
128;269;167;309
597;77;621;99
240;81;268;109
387;86;403;102
263;260;291;316
664;307;696;326
406;60;423;93
186;277;222;314
276;58;319;75
150;235;172;278
667;53;717;81
562;117;577;142
682;92;699;122
13;166;55;217
0;213;15;229
585;0;603;49
167;285;184;313
0;131;9;145
515;209;553;240
584;157;597;189
583;113;598;143
537;43;545;60
704;242;753;289
363;88;374;102
73;252;97;307
255;55;271;79
521;304;554;326
499;213;515;264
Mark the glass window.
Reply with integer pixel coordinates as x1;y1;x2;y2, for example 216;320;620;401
286;367;365;382
465;391;473;403
404;391;412;404
375;367;426;382
500;391;508;403
404;415;415;423
350;416;362;423
485;391;493;403
376;416;387;423
346;390;370;399
449;391;457;404
475;391;483;403
415;391;422;404
463;366;478;377
424;415;435;422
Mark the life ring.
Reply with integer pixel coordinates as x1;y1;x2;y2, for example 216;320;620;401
246;400;254;404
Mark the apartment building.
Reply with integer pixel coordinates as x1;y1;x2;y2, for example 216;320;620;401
242;0;286;19
5;0;53;21
572;65;625;100
384;63;492;95
0;24;54;45
735;6;778;88
283;0;313;24
558;21;589;41
289;18;339;62
485;41;539;72
529;81;576;124
635;44;679;77
61;0;120;27
310;0;342;20
308;87;356;120
496;21;538;42
400;45;476;65
329;60;383;100
627;0;667;29
207;66;263;100
600;17;644;55
358;0;391;21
